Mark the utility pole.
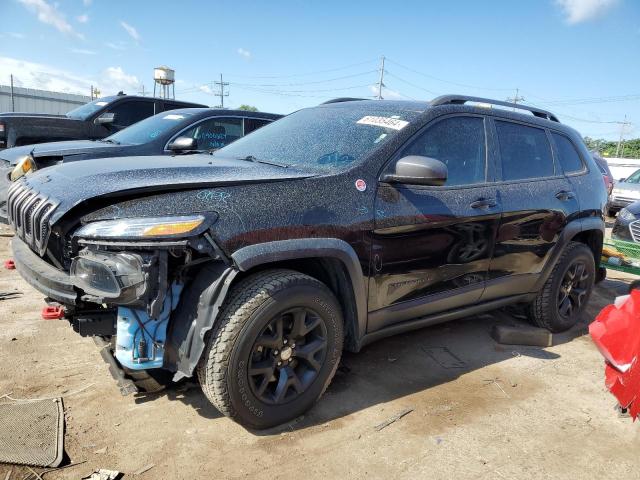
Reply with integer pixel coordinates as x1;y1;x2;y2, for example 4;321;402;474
506;88;525;110
616;115;630;158
10;74;14;112
214;74;229;108
139;84;147;97
376;56;385;100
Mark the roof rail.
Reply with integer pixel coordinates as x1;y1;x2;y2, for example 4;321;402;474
321;97;367;105
430;95;560;123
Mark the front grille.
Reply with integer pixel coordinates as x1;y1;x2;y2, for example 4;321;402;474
630;220;640;243
6;181;58;256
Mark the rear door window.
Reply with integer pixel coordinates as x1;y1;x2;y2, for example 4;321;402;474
551;133;584;174
495;120;555;181
244;118;271;135
399;115;487;187
181;117;243;150
108;101;156;129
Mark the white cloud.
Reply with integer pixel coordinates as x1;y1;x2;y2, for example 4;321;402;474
198;84;213;94
2;32;26;39
369;85;404;100
82;0;92;5
0;56;139;96
17;0;83;38
555;0;618;24
70;48;96;55
105;41;126;50
237;47;251;59
120;21;140;42
76;14;89;23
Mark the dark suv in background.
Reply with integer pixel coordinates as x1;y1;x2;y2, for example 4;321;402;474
0;93;206;150
8;95;606;429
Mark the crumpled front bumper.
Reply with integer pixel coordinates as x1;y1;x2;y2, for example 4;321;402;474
11;236;77;304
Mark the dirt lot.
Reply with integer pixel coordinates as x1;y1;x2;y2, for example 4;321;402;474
0;223;639;480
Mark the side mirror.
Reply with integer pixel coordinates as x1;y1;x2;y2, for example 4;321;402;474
167;136;197;152
94;112;115;125
381;155;448;186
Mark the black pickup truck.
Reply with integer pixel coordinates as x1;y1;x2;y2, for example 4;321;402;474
0;94;206;150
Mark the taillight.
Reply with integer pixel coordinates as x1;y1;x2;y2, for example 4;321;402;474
0;122;5;134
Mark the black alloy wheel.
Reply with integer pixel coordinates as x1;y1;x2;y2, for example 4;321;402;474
248;307;328;405
557;261;590;319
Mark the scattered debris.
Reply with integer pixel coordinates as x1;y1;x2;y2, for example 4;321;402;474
3;468;11;480
133;464;155;475
26;466;43;480
374;408;413;431
0;291;22;301
82;469;121;480
423;347;466;369
94;447;108;455
3;259;15;270
483;378;510;398
491;324;552;347
387;357;397;362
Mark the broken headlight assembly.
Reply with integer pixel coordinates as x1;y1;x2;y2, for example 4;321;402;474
10;155;37;181
75;215;206;239
70;250;148;303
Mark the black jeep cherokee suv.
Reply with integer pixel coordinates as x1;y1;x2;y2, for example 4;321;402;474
8;95;606;429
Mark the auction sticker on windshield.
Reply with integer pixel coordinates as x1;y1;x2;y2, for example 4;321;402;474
357;116;409;130
163;114;185;120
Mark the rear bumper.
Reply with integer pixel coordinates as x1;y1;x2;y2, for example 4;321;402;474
11;237;77;304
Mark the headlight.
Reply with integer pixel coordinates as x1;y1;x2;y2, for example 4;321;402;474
619;208;637;222
10;155;36;181
70;250;147;302
75;215;206;239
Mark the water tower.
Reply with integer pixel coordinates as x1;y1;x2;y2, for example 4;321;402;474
153;66;175;99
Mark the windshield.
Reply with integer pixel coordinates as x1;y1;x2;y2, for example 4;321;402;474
213;104;422;172
106;111;197;145
66;96;117;120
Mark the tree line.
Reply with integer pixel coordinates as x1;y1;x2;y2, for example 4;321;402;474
584;137;640;159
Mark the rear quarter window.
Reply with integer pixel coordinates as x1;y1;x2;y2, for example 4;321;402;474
551;133;584;174
495;120;555;181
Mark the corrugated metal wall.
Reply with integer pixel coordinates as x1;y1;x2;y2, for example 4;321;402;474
0;85;91;115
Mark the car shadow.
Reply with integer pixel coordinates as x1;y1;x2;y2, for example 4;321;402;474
135;276;631;433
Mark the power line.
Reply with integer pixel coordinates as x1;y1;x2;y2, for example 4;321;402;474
221;58;379;79
385;58;515;92
230;70;378;88
385;71;440;95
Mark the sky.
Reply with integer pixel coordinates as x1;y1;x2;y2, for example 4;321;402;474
0;0;638;140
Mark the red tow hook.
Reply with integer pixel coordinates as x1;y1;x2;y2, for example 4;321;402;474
3;259;15;270
41;305;65;320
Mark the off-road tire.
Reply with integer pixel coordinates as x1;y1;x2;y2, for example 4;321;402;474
528;241;595;333
197;269;344;429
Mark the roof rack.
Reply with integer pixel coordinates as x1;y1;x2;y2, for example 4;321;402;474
321;97;367;105
430;95;560;123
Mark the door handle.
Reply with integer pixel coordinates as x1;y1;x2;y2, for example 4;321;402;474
555;190;575;201
470;198;497;209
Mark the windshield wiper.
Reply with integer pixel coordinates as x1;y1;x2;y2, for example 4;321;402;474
100;138;120;145
235;155;289;168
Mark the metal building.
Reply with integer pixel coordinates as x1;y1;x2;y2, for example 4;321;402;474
0;85;91;115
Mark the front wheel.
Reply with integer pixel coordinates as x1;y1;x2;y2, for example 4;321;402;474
528;242;595;333
197;269;344;429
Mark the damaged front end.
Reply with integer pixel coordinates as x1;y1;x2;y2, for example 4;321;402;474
9;185;234;393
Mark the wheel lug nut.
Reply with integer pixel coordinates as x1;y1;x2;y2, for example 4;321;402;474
277;361;282;366
274;350;279;355
291;344;296;349
283;339;288;344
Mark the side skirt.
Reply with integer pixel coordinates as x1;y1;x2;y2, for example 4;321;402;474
357;293;535;350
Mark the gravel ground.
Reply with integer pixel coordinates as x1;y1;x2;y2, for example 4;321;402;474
0;222;638;479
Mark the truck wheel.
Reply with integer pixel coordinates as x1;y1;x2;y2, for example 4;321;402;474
528;241;595;333
606;206;617;218
197;269;344;429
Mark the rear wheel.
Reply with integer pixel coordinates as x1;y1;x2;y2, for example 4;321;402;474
528;242;595;332
606;206;617;218
197;269;344;429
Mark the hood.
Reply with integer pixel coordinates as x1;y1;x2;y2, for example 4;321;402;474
1;140;121;164
614;182;640;194
625;200;640;215
21;154;313;224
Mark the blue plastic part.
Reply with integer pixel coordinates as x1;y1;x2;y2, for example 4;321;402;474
115;282;184;370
